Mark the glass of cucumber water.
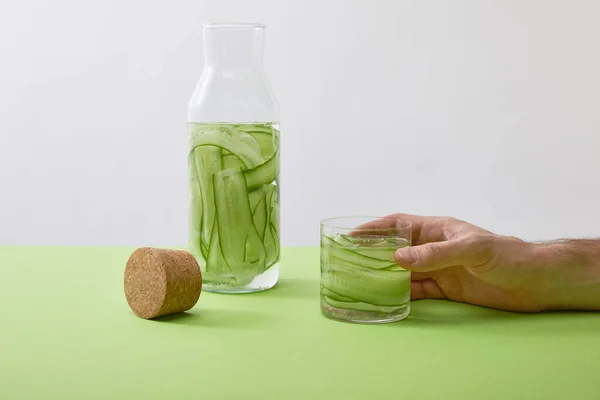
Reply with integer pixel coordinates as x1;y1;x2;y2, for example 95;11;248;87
320;216;412;324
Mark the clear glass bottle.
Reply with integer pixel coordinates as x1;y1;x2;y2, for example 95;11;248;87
188;23;280;293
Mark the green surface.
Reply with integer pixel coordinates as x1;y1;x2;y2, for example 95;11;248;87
1;246;600;399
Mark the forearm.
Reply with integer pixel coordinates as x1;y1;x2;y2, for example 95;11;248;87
533;240;600;311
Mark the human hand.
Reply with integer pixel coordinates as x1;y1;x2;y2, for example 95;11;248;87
359;214;589;312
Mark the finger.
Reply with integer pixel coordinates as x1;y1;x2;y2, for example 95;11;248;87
346;219;399;237
395;236;493;272
350;213;425;241
380;213;449;244
411;279;447;300
410;271;434;281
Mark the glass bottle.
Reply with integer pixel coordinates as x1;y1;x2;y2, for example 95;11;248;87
188;23;280;293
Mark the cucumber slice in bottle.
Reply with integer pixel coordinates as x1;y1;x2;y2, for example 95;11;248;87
237;124;273;134
266;224;279;268
252;195;268;240
244;148;279;192
188;122;280;291
213;168;266;286
205;220;235;285
269;187;280;237
248;185;267;210
190;124;263;168
250;185;273;240
189;151;205;261
192;145;222;249
243;128;278;159
222;150;246;170
263;184;279;268
189;227;204;267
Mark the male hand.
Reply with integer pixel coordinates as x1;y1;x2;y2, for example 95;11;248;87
363;214;600;312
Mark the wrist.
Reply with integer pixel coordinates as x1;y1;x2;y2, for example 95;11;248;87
531;241;600;311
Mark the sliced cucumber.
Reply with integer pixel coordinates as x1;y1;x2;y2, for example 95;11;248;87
322;296;405;313
244;149;279;192
249;185;267;212
352;246;397;262
249;184;275;241
213;169;266;286
222;150;245;170
188;227;204;267
269;184;279;236
189;152;203;231
330;234;408;261
189;124;263;168
245;129;278;159
205;220;235;285
320;287;355;302
251;189;268;240
238;124;273;134
320;231;411;309
332;234;354;246
321;236;396;269
188;122;280;288
263;184;279;268
192;145;221;248
321;262;410;306
188;152;204;261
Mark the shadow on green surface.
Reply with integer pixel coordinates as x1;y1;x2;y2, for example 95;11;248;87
153;308;275;328
404;300;521;325
260;278;318;299
394;299;599;335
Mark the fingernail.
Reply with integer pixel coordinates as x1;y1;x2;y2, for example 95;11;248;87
397;248;418;264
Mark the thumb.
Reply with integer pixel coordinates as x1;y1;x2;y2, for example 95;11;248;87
395;238;491;272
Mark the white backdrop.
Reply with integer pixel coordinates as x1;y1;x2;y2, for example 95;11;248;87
1;0;599;246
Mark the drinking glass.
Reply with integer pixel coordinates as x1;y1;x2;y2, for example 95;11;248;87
320;216;412;324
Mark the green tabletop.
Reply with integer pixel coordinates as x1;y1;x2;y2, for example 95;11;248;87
1;246;599;399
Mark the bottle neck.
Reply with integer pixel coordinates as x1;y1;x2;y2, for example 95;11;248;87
203;24;264;69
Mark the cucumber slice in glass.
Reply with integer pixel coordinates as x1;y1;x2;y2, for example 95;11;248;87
323;296;404;313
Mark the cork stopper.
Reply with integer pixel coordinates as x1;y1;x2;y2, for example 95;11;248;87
124;247;202;319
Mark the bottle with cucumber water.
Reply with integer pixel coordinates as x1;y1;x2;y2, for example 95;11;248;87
188;23;280;293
